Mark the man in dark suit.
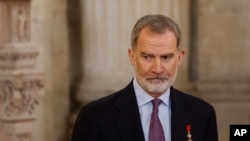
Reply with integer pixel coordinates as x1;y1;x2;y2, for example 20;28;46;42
71;14;218;141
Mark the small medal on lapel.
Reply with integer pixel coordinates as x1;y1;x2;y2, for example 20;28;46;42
186;124;193;141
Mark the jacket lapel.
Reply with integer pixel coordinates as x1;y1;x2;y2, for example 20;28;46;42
170;87;189;141
115;81;145;141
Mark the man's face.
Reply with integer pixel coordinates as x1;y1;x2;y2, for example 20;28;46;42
128;27;185;97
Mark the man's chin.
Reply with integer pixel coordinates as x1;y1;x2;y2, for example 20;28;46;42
146;79;169;85
144;85;169;94
148;90;166;95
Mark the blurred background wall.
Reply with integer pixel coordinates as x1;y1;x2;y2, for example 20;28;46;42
1;0;249;141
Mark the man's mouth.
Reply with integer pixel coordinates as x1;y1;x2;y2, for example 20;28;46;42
146;77;168;83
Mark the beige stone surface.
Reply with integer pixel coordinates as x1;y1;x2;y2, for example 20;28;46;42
212;101;250;141
198;0;250;81
31;0;70;141
196;1;250;141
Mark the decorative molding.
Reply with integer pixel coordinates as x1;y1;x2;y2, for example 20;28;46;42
0;45;39;70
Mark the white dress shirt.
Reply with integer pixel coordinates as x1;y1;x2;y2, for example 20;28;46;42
133;78;171;141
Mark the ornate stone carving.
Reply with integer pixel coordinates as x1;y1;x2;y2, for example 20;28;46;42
0;73;44;118
0;1;42;141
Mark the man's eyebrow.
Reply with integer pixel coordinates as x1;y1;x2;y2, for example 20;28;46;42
161;53;174;57
141;52;153;56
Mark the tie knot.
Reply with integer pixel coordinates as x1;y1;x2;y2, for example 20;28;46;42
152;98;162;109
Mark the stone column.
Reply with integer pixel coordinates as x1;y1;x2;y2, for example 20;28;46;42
0;0;44;141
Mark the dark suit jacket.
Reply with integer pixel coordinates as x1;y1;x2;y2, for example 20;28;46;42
71;81;218;141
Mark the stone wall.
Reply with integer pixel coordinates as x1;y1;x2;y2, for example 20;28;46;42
194;0;250;140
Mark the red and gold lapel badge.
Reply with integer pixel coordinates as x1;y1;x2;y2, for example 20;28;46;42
186;124;193;141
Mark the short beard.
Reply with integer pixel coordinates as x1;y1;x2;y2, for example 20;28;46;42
136;67;178;95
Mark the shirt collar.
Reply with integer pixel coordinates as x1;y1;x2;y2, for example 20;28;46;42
133;77;170;107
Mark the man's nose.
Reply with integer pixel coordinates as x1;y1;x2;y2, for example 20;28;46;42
152;59;163;74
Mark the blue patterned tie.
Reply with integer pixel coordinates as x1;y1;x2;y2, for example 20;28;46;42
149;99;165;141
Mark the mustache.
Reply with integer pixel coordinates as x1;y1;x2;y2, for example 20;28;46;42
146;76;168;80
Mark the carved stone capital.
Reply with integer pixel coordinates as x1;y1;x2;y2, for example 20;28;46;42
0;72;44;120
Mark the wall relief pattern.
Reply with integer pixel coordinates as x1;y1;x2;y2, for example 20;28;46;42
0;0;44;141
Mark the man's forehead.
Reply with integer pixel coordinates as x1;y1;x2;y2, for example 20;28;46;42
140;51;175;55
137;40;178;51
138;29;177;43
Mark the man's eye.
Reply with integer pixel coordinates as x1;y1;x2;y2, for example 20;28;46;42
161;55;173;61
143;55;152;60
162;56;169;60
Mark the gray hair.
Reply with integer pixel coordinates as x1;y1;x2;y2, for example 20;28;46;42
131;14;181;49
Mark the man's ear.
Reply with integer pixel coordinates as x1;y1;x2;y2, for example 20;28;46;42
128;48;135;66
178;49;185;66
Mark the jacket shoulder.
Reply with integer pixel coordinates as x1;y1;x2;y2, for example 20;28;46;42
171;87;215;111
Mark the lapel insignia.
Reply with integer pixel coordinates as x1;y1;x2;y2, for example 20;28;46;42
186;124;193;141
